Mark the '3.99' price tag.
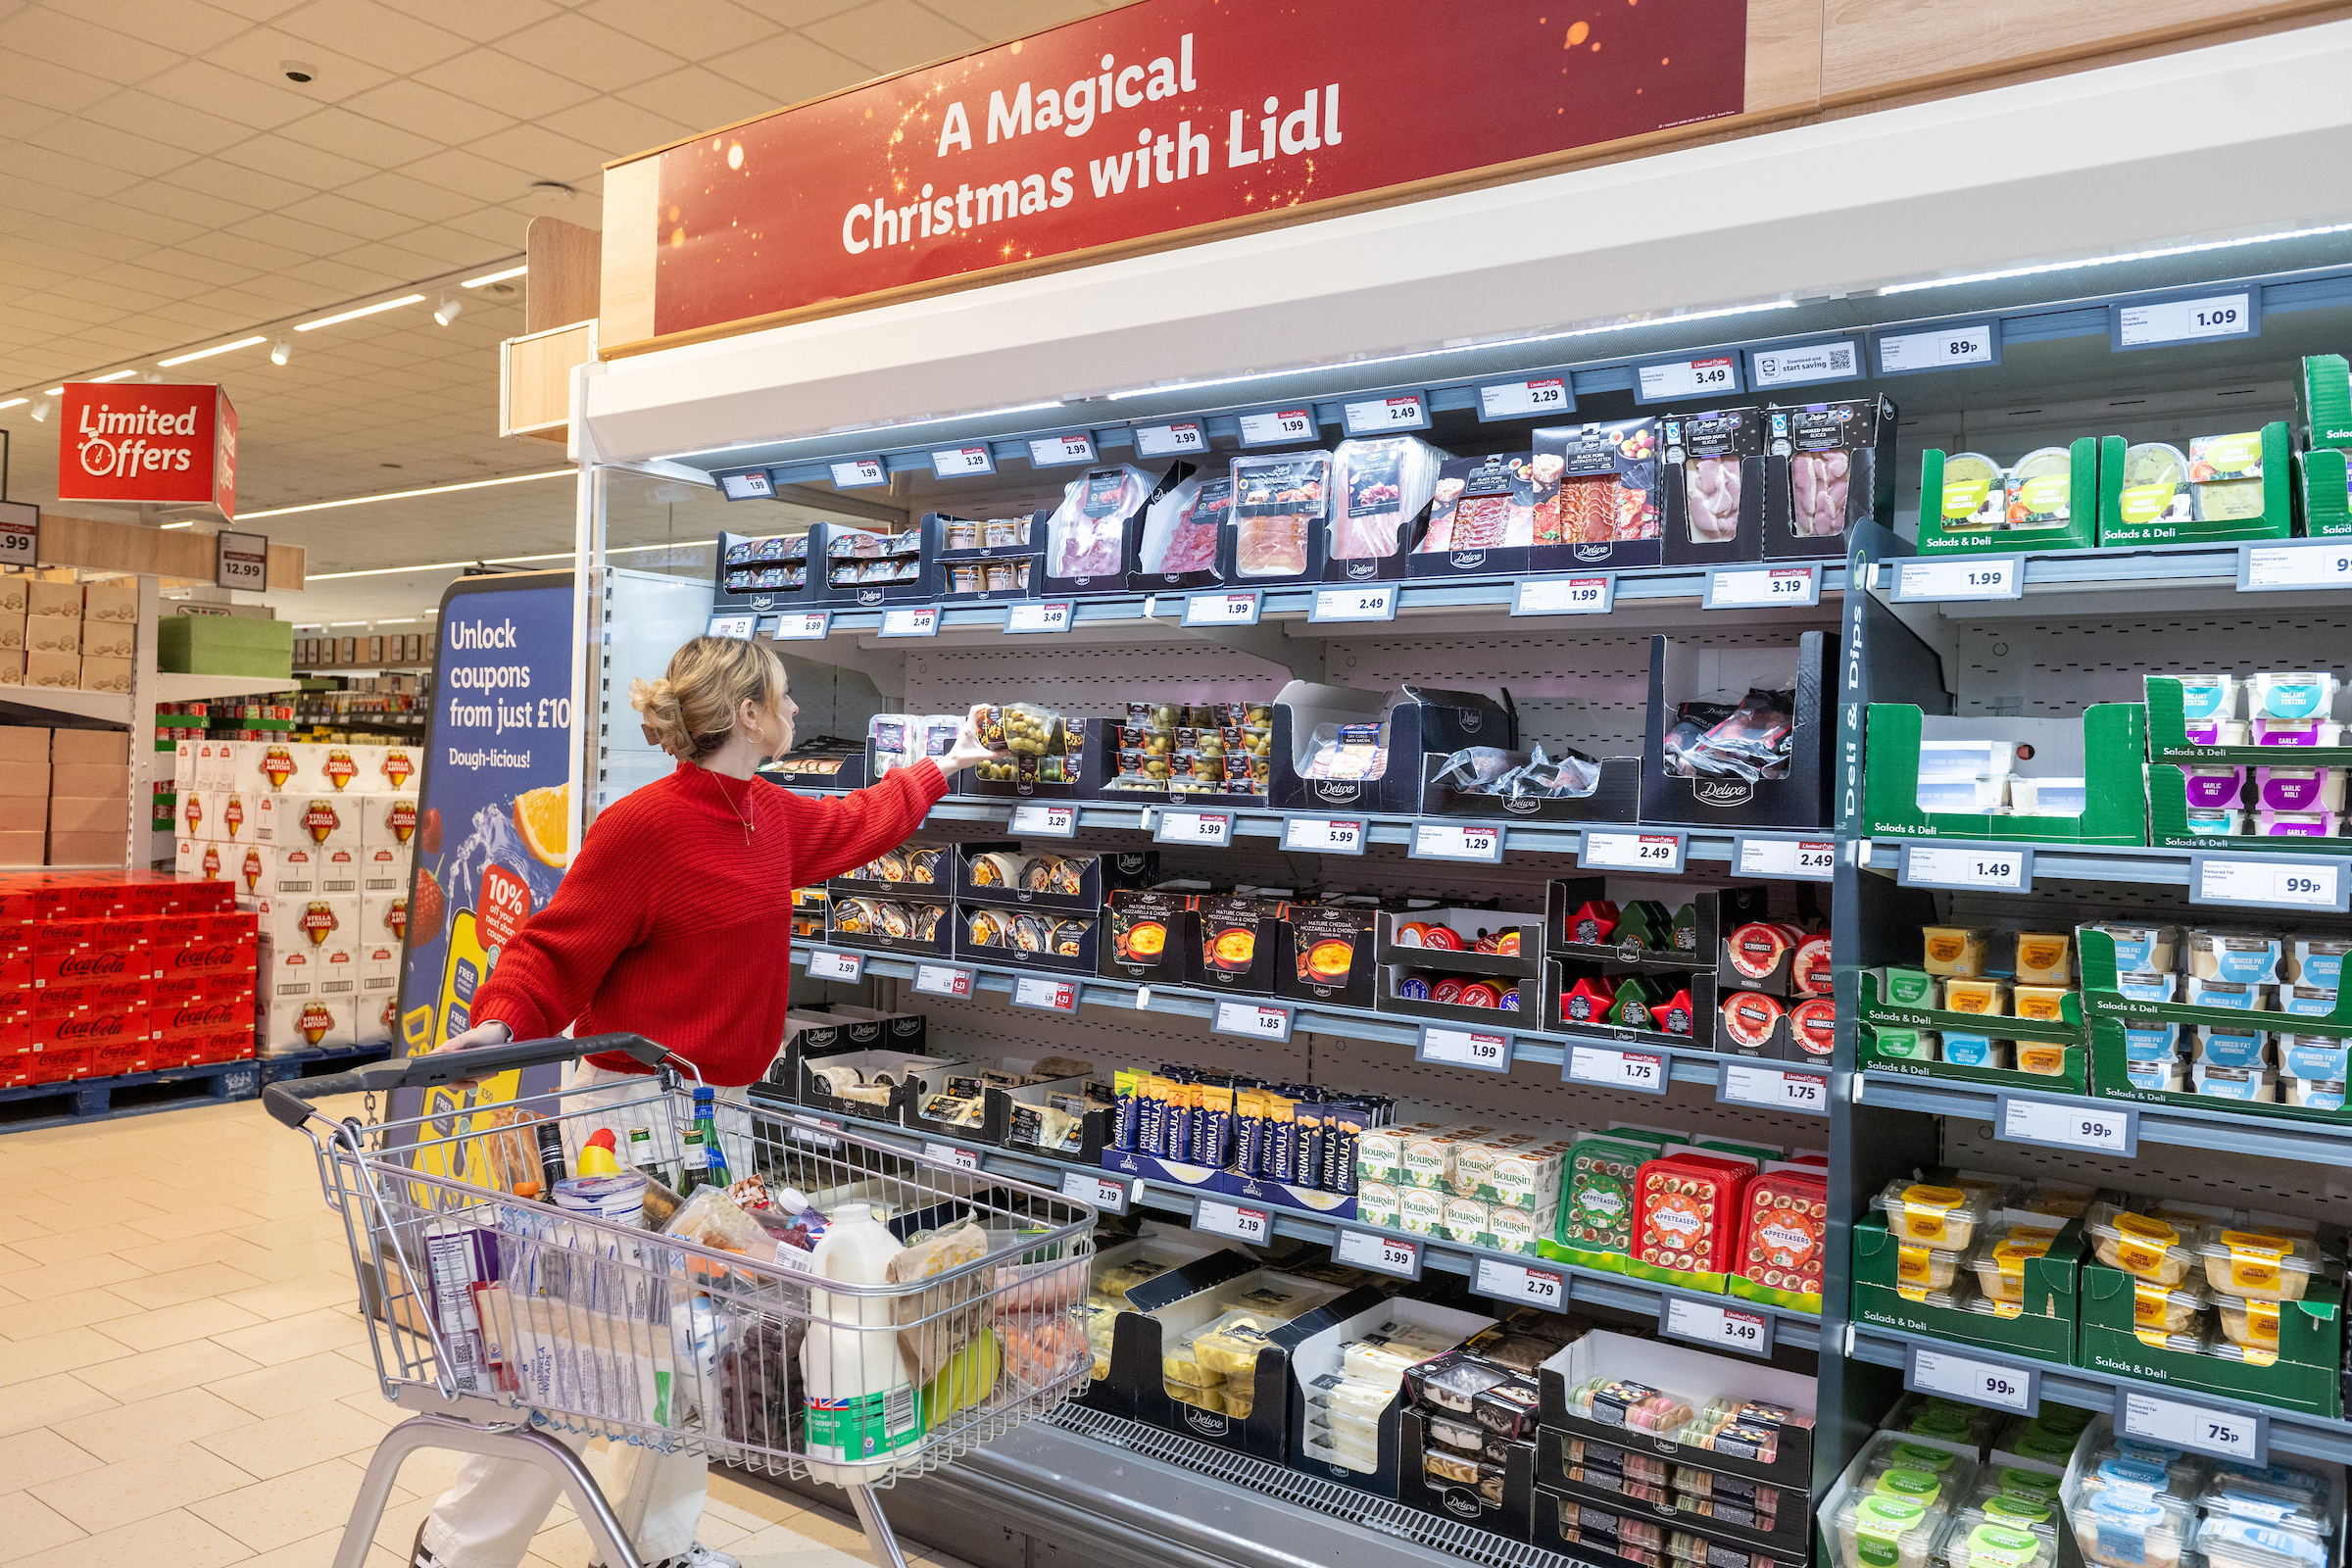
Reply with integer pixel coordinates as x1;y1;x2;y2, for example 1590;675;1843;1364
1334;1225;1423;1280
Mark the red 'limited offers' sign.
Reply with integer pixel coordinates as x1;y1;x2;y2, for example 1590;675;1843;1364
622;0;1746;346
56;381;238;519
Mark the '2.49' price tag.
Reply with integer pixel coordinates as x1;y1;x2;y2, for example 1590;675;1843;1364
1310;584;1398;622
1341;394;1428;436
1473;1257;1567;1308
877;605;940;638
1736;835;1835;881
1583;830;1686;874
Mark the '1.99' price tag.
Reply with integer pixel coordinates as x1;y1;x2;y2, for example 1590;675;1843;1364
1182;590;1261;626
1238;408;1315;447
1334;1225;1423;1280
1417;1025;1513;1073
1513;574;1613;616
1473;1257;1567;1308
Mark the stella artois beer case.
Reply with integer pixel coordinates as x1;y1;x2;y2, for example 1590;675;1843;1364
0;868;258;1088
169;738;416;1055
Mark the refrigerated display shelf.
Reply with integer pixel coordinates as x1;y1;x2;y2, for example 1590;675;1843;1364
1847;1324;2352;1464
1856;1070;2352;1166
1858;834;2352;904
789;944;1751;1086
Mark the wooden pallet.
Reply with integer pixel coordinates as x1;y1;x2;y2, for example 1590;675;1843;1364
258;1040;397;1086
0;1057;262;1132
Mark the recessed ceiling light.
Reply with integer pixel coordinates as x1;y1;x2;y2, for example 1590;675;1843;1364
89;369;137;383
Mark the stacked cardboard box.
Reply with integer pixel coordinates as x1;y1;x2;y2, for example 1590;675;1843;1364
0;869;258;1087
0;575;141;692
172;736;416;1054
0;727;44;866
0;575;23;686
0;725;133;867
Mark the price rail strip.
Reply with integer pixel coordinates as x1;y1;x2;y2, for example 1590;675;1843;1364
1850;1325;2352;1465
1863;835;2350;907
790;946;1733;1083
1857;1069;2352;1168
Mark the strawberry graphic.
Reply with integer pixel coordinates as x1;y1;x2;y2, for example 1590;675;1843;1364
419;807;442;856
410;868;445;949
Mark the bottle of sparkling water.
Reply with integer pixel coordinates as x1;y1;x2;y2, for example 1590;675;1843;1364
678;1085;729;1197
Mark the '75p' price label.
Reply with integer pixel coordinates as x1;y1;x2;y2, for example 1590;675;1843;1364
2120;1392;2267;1464
1474;1258;1567;1308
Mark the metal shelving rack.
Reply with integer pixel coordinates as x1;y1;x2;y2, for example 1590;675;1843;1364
583;246;2352;1558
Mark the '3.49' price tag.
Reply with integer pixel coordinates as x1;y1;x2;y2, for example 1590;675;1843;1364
1662;1298;1773;1358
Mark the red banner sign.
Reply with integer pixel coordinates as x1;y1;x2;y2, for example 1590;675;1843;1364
56;381;238;519
629;0;1745;344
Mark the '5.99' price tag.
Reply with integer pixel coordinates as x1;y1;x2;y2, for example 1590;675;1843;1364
1154;809;1233;847
1283;815;1366;855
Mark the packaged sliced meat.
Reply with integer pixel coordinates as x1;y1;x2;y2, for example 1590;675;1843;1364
1230;452;1331;577
1152;476;1229;575
1420;454;1537;552
1687;455;1744;542
1045;466;1153;579
1331;436;1446;561
1535;420;1661;543
1663;409;1759;545
1769;400;1890;543
1788;449;1849;537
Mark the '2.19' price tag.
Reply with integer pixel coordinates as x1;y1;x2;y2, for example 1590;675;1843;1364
1998;1093;2136;1155
1662;1298;1774;1358
1582;829;1686;874
1154;809;1233;847
1411;822;1504;863
1334;1225;1423;1280
1061;1169;1129;1214
1735;835;1835;881
1010;803;1078;838
1283;815;1366;855
2120;1391;2267;1465
1212;1000;1295;1043
1417;1025;1513;1073
804;948;864;983
1473;1257;1567;1308
1195;1198;1270;1245
1565;1046;1669;1096
1906;1344;2039;1414
2191;855;2348;912
1899;843;2033;894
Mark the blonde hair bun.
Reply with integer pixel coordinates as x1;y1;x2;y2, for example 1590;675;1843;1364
628;637;787;760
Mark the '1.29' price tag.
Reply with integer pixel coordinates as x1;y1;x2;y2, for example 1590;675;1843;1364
1906;1345;2038;1414
1473;1257;1566;1308
1566;1046;1669;1096
1998;1094;2136;1155
1662;1298;1774;1358
1334;1225;1423;1280
2120;1392;2267;1464
1195;1198;1270;1245
1411;822;1504;863
1283;816;1366;855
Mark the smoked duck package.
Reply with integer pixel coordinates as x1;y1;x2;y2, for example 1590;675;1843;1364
1762;396;1898;561
1660;408;1765;567
1042;466;1167;596
1224;451;1332;585
1325;435;1447;583
1130;464;1223;592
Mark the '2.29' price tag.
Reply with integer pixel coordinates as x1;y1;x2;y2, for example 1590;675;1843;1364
1479;376;1571;420
1473;1257;1567;1308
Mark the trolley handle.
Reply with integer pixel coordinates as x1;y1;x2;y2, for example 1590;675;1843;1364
261;1031;671;1129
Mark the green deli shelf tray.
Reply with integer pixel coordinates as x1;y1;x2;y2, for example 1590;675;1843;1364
1915;440;2099;554
1851;1213;2080;1363
2098;423;2295;548
1863;703;2147;846
2079;1260;2341;1419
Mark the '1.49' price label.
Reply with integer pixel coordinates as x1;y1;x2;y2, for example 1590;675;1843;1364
1907;1345;2039;1414
1566;1046;1668;1095
1473;1257;1567;1308
1900;843;2033;894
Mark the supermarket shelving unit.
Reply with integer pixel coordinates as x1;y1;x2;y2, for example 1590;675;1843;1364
571;242;2352;1560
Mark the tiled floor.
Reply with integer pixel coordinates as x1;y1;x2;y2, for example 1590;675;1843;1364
0;1094;983;1568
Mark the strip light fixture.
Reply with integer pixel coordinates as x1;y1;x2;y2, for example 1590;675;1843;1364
237;466;573;519
462;265;527;287
294;294;425;332
1880;220;2352;295
311;537;720;581
89;369;137;383
158;335;268;368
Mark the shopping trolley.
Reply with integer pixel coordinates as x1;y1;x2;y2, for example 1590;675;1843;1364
267;1032;1099;1568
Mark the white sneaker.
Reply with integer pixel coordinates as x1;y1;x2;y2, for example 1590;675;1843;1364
599;1545;743;1568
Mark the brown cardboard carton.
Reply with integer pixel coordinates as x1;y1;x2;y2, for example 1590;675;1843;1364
81;580;137;622
0;651;21;686
52;762;128;799
77;656;132;694
0;576;24;614
25;651;78;688
51;729;128;765
80;619;133;660
45;797;119;834
0;726;47;764
0;795;46;832
0;612;23;650
46;830;122;866
25;579;80;619
0;830;41;865
24;617;78;655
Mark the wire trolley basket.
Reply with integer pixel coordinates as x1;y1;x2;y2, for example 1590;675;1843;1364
268;1032;1099;1568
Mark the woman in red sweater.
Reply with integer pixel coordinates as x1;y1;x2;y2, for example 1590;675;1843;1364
414;634;998;1568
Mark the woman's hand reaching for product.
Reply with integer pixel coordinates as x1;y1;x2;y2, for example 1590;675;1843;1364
939;703;1008;776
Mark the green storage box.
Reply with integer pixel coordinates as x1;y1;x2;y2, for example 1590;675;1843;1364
1851;1213;2080;1362
1862;704;2147;845
159;614;293;678
2078;1260;2340;1417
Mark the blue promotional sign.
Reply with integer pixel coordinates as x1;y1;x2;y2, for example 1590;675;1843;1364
389;572;577;1145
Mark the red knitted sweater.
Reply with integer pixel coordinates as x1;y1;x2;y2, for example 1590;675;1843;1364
470;758;947;1087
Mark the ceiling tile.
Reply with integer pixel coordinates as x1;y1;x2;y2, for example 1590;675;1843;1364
435;205;531;248
537;96;697;161
126;177;262;229
229;209;371;258
703;31;867;106
0;171;92;219
275;0;472;74
66;198;213;249
216;129;375;189
180;227;312;275
203;0;311;20
941;0;1102;45
21;219;151;264
278;189;419;242
384;0;560;45
274;102;442;167
0;6;183;84
0;94;64;141
617;65;782;131
62;0;253;54
158;254;266;288
199;24;396;105
382;224;510;268
320;239;466;279
494;12;685;92
397;145;537;206
280;254;412;294
415;42;595;121
157;155;312;210
465;121;610;184
731;0;867;26
801;0;981;73
338;168;478;222
78;88;255;156
25;115;204;178
583;0;775;57
144;57;318;128
5;142;145;199
341;75;515;145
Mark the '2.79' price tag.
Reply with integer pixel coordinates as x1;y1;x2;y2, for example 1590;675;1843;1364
1473;1257;1567;1308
